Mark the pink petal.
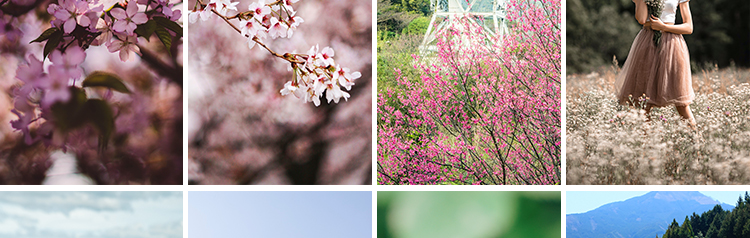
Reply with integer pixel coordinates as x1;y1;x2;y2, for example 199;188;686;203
107;41;124;53
125;23;137;35
65;47;86;65
63;18;76;33
78;15;90;27
47;4;58;15
131;13;148;24
110;8;127;20
119;47;130;61
112;20;128;32
126;2;138;17
50;50;64;65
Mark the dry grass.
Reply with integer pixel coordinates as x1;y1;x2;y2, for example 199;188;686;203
566;65;750;185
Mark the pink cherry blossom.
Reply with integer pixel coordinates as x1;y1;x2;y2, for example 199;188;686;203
160;4;182;21
10;106;36;145
15;54;48;89
49;46;86;80
42;67;72;107
47;0;99;34
94;16;115;46
110;2;148;35
107;35;141;61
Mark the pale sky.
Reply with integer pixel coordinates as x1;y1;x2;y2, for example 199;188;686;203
0;191;183;238
566;191;748;214
189;191;372;238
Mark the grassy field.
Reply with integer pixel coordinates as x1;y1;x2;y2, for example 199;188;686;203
566;65;750;185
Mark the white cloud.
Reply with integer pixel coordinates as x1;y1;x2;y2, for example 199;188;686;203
0;219;23;234
0;192;182;238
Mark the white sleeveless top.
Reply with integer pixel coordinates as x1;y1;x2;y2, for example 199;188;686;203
660;0;690;23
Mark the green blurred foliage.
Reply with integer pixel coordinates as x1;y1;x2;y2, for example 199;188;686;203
377;191;561;238
402;16;431;35
376;33;423;93
376;0;431;108
567;0;750;74
378;0;430;34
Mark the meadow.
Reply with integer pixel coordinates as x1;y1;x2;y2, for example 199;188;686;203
566;65;750;185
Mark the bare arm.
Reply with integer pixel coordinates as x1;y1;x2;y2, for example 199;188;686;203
633;0;649;25
650;2;693;35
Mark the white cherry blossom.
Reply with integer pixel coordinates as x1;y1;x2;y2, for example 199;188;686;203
267;17;288;39
280;81;297;96
333;65;361;91
248;0;271;21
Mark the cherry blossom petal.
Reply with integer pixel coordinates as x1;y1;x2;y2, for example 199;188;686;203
63;19;77;33
110;8;127;20
126;2;138;16
131;13;148;24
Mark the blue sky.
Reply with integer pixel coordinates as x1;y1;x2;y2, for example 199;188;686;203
189;191;372;238
0;191;182;238
567;191;748;214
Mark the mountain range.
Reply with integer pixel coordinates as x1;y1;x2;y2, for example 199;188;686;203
566;191;734;238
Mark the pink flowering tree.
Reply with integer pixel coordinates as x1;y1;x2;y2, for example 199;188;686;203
377;0;561;185
1;0;182;184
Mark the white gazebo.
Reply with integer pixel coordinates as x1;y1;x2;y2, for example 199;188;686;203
419;0;508;53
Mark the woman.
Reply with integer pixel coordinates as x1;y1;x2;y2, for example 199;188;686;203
615;0;695;127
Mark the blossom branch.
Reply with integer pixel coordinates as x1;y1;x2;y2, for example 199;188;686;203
190;0;361;107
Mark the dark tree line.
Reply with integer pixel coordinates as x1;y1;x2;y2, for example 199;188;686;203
567;0;750;74
660;192;750;238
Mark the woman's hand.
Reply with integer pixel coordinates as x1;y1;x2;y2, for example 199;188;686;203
643;21;652;30
649;15;667;31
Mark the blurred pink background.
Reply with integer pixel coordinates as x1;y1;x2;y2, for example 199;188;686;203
187;0;372;184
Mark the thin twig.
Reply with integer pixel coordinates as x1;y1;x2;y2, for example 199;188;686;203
196;0;303;64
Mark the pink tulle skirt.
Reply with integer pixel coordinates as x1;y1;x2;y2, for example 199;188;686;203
615;28;694;107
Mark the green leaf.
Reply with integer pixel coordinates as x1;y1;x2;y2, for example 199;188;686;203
50;87;88;132
134;20;158;41
154;27;172;54
82;99;114;151
43;29;63;59
30;28;59;44
153;16;183;36
82;71;131;93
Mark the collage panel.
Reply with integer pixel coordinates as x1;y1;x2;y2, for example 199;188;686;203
567;191;750;238
188;191;372;238
376;0;562;185
186;0;373;185
566;1;750;185
0;191;183;237
377;191;561;238
0;0;184;185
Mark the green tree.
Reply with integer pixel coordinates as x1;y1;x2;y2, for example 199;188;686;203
680;216;694;238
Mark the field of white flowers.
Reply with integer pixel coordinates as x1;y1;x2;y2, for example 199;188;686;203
566;66;750;185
